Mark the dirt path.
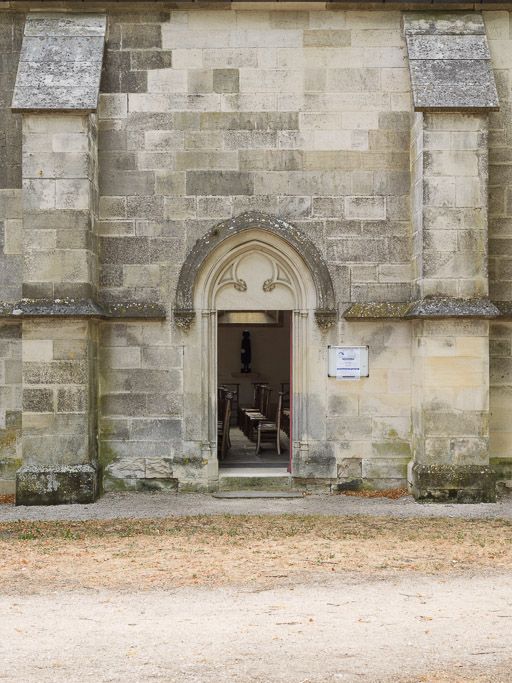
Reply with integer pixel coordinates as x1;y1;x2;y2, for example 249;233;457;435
1;514;512;682
1;573;512;683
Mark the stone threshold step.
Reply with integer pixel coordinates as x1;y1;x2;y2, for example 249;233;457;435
212;491;303;499
220;468;289;477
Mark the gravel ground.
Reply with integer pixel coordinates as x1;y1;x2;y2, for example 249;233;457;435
2;573;512;683
1;491;512;522
3;493;512;682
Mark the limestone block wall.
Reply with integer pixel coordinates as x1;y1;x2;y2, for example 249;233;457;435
422;114;488;299
22;114;99;300
99;320;182;491
490;322;512;481
0;11;22;189
486;11;512;483
96;8;414;489
328;321;411;489
487;10;512;302
412;320;489;468
411;112;489;300
2;5;512;495
0;11;22;493
97;9;412;307
0;321;21;494
21;320;98;468
0;12;23;303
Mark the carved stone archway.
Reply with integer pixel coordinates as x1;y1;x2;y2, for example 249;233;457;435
174;212;337;330
177;213;337;487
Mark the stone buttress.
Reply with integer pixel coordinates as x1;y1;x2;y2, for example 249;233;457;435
404;13;499;501
10;14;106;503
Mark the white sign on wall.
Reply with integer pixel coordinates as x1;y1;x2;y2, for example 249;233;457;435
328;346;369;380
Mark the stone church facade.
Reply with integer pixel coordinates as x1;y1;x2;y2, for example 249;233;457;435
0;0;511;504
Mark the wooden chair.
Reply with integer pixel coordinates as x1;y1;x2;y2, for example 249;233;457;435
245;386;273;441
281;408;290;438
217;389;233;460
239;383;269;438
280;384;290;437
256;392;284;455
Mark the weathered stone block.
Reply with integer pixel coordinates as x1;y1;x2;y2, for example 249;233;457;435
345;196;386;221
22;387;53;413
130;418;182;442
16;464;98;505
145;456;173;479
24;360;88;385
303;30;350;48
99;170;155;196
186;171;253;196
57;387;87;413
121;24;161;50
409;462;496;503
213;69;239;94
131;50;173;71
337;458;362;480
292;443;336;479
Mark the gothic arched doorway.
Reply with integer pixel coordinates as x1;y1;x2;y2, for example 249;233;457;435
174;212;337;488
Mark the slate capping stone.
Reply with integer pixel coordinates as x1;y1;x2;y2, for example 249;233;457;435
12;14;107;113
0;299;166;320
403;12;499;112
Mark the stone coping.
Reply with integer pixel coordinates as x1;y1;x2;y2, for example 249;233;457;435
1;298;511;321
12;13;106;113
403;12;499;112
0;299;167;319
344;298;503;320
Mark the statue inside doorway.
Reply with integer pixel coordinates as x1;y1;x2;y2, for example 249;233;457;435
241;330;252;373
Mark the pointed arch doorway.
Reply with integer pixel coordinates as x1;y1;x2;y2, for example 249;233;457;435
174;213;337;489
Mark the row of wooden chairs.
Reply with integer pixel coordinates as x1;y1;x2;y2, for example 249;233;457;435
217;386;233;460
238;383;287;454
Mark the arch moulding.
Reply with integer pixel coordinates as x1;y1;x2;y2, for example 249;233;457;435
173;212;337;330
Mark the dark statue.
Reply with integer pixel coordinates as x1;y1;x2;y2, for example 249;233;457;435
241;330;252;373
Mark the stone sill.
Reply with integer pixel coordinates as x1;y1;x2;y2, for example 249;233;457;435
0;299;167;320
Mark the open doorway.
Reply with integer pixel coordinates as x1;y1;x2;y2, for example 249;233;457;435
217;310;291;470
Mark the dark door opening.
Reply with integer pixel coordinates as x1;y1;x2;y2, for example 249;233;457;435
217;310;291;469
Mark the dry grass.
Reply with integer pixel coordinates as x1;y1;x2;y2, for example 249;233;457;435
0;514;511;594
0;495;14;505
396;668;512;683
340;487;408;499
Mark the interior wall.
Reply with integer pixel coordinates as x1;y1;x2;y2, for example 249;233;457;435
218;311;290;415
